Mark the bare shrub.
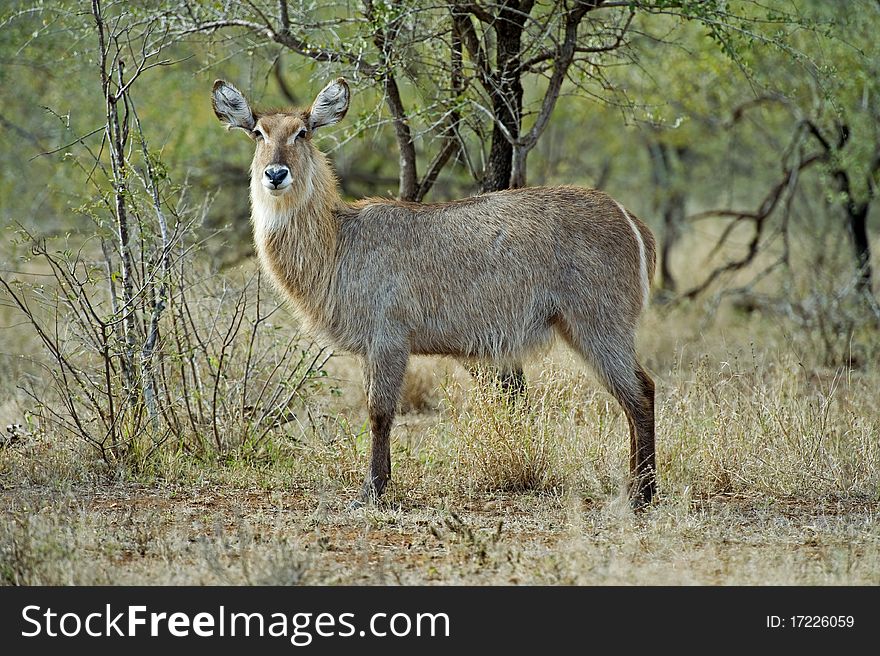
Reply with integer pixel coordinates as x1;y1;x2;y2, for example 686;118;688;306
0;3;333;473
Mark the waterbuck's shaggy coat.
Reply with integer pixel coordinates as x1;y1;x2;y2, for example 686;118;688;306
212;78;658;505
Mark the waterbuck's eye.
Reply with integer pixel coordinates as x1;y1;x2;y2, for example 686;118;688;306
287;128;308;145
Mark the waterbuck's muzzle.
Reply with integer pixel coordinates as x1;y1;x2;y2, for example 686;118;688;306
263;165;291;194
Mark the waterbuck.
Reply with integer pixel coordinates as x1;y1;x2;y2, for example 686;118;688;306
212;78;657;506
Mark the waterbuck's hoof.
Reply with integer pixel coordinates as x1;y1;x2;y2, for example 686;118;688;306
347;489;374;512
348;479;386;510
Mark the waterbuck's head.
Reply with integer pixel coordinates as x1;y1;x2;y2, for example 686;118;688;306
212;78;350;199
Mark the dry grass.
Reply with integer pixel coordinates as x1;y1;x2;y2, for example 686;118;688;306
2;289;879;585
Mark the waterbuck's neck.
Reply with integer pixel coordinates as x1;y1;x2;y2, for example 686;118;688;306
249;150;341;329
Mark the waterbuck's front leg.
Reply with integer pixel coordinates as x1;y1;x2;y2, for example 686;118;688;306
355;345;408;505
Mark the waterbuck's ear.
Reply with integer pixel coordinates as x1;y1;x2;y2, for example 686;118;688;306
307;78;350;131
212;80;256;132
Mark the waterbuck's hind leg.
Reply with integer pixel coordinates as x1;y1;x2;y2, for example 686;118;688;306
606;361;656;508
557;317;656;508
499;365;528;404
356;346;408;505
629;365;656;507
462;361;528;404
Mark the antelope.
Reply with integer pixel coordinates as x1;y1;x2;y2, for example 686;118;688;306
212;78;658;506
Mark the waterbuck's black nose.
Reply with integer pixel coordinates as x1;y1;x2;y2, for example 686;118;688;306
264;166;289;187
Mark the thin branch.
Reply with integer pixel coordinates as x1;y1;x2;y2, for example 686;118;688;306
416;138;460;202
681;149;824;300
29;126;103;161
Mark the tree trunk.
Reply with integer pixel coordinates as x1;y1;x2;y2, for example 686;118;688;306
846;199;873;295
661;194;685;293
384;74;419;201
647;140;688;293
832;164;874;296
812;121;875;297
480;2;527;192
365;0;419;201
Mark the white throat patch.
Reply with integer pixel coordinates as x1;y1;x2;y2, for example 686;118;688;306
250;158;315;234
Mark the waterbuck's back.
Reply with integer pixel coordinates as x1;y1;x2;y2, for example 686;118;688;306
324;186;654;360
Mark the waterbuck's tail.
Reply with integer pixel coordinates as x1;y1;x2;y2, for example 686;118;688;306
636;218;656;305
613;201;656;312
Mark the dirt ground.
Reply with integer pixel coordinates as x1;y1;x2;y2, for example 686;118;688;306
3;477;878;585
